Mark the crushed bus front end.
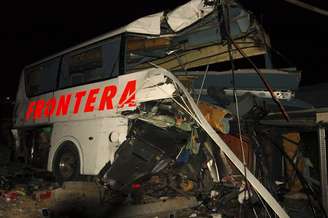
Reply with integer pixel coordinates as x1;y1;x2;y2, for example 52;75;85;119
98;68;290;217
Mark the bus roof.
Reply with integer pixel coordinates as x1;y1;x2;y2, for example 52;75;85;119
26;0;214;69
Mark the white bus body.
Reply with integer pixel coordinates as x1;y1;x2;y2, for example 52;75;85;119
14;68;175;175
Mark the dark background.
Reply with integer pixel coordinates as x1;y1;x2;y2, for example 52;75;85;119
0;0;327;99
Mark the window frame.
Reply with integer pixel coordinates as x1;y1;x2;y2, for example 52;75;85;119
24;58;60;97
24;35;124;97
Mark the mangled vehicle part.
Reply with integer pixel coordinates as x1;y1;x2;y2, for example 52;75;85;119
175;68;313;117
103;119;190;192
100;68;289;217
163;69;289;217
125;0;268;72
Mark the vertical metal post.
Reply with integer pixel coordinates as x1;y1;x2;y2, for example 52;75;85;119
318;126;328;215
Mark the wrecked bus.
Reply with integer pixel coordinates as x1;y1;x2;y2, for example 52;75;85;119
13;0;269;183
13;0;318;217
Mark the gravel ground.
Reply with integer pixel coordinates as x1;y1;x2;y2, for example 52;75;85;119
0;194;49;218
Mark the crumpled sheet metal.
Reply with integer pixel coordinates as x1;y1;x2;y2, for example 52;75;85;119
159;68;289;218
197;101;231;134
118;68;176;112
167;0;214;32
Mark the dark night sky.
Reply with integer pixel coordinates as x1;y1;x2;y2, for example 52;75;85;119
1;0;327;99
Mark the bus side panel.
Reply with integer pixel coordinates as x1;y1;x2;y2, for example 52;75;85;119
48;122;85;174
50;78;119;123
30;93;54;124
50;69;159;123
48;117;126;175
16;92;55;127
20;69;161;126
15;74;55;127
95;117;128;174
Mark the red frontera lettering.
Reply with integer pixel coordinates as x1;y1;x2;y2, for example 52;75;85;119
56;94;72;116
25;101;36;121
74;91;87;114
84;88;99;112
119;80;136;108
44;98;56;117
99;85;117;110
25;80;137;121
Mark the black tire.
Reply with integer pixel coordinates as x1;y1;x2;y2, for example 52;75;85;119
53;142;81;184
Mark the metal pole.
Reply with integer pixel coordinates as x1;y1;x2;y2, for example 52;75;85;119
318;126;328;215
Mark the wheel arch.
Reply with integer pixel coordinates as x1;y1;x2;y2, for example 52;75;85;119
48;136;84;175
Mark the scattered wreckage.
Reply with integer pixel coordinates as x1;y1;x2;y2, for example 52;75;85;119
9;0;328;217
98;68;290;217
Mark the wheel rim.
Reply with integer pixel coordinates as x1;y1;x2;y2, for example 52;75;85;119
58;151;77;180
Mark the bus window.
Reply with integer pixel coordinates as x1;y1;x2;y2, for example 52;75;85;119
69;47;103;86
126;35;171;71
102;36;121;77
59;37;121;88
25;58;60;97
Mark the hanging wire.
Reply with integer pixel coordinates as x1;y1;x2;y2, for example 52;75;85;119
221;2;285;216
254;188;273;218
154;81;201;124
283;0;328;16
227;37;290;122
252;207;260;218
222;0;251;201
197;64;210;104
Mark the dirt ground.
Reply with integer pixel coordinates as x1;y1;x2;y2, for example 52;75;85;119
0;180;213;218
0;178;108;218
0;148;319;218
0;195;49;218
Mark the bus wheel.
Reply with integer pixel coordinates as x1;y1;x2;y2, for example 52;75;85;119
53;143;80;184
